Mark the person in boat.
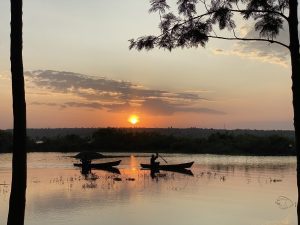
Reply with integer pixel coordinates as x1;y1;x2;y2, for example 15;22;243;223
150;152;159;168
79;156;91;175
80;155;91;168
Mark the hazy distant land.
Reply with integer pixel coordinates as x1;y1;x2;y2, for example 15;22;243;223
0;128;295;156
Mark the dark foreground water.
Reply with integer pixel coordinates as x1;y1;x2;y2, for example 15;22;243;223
0;153;297;225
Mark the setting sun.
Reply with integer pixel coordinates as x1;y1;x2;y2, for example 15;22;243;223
128;115;139;125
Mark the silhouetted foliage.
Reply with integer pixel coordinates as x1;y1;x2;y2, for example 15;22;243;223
6;129;293;156
0;130;13;153
31;134;90;152
130;0;290;51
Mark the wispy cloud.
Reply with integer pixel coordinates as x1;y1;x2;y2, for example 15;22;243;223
107;99;224;115
26;70;224;115
212;45;289;67
234;22;290;67
211;21;296;67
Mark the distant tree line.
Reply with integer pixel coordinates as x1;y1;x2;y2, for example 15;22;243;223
22;128;295;140
0;130;13;152
0;128;295;156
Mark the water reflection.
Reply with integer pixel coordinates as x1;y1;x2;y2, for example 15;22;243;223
0;153;297;225
80;166;121;176
147;168;194;179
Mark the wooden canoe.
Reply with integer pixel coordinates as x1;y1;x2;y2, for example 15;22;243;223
74;160;121;169
140;161;194;170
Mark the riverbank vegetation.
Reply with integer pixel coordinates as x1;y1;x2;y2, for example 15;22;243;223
0;128;295;156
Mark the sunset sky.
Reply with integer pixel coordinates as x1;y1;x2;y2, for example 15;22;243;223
0;0;298;129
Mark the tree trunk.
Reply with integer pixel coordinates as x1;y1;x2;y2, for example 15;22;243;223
7;0;27;225
293;58;300;224
288;1;300;224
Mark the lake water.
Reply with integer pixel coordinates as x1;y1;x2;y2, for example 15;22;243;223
0;153;297;225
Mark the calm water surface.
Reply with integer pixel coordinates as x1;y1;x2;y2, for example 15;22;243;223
0;153;297;225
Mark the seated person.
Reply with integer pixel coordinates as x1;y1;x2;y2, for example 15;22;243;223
150;153;159;167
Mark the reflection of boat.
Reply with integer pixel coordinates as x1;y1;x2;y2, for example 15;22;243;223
168;168;194;176
146;167;194;177
94;167;121;174
140;161;194;170
78;165;121;175
74;160;122;169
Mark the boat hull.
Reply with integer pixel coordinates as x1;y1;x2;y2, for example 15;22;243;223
74;160;121;169
140;161;194;170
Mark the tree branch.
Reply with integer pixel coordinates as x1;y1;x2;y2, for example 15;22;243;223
230;9;289;21
131;4;290;51
154;8;289;41
179;8;289;27
158;8;289;49
199;0;209;12
207;35;289;49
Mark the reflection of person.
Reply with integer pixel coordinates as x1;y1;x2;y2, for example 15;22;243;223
150;153;159;167
81;166;91;177
150;169;157;179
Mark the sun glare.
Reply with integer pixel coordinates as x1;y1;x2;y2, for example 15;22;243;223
128;115;139;125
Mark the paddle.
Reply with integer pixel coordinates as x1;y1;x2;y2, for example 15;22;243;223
158;154;168;163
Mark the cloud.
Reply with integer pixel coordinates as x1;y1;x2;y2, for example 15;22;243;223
0;73;10;80
106;98;225;115
63;102;104;109
212;19;300;67
234;21;291;67
25;70;200;103
138;99;224;115
212;44;289;67
26;70;224;116
31;102;60;107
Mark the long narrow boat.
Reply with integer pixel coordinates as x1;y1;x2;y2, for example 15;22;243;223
74;160;122;169
140;161;194;170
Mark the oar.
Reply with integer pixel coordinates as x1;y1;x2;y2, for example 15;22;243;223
158;154;168;163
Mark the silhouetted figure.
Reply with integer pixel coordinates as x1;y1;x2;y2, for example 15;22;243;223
149;153;159;179
150;153;159;168
80;156;91;172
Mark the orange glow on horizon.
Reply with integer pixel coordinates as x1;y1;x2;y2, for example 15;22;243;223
128;115;140;125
